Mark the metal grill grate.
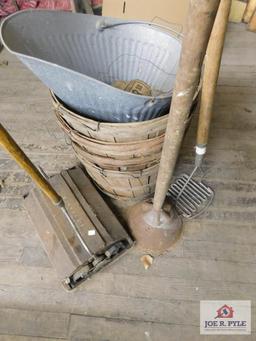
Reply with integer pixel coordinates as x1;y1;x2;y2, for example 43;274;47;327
168;174;214;219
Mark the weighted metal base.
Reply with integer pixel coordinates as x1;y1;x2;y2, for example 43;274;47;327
128;199;182;254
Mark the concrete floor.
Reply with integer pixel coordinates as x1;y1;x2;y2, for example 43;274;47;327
0;22;256;340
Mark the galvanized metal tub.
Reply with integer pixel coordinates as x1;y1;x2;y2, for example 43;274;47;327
1;10;181;122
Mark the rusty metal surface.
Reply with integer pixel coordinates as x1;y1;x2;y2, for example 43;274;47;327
24;166;133;284
61;170;113;245
24;185;83;278
127;199;182;254
66;167;133;244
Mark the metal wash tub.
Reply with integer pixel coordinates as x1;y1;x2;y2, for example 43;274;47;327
0;10;181;122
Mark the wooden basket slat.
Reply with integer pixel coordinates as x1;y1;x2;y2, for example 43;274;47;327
52;92;166;200
52;91;168;143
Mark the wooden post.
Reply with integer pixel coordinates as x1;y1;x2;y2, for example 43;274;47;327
70;0;78;12
0;123;62;206
243;0;256;23
153;0;221;213
248;10;256;31
196;0;232;151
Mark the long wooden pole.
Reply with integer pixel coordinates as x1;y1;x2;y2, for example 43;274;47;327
195;0;232;164
153;0;221;213
0;123;62;205
243;0;256;23
248;10;256;31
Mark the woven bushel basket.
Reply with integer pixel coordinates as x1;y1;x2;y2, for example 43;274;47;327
51;92;171;200
52;90;198;200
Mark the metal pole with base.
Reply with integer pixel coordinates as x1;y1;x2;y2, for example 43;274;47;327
128;0;221;253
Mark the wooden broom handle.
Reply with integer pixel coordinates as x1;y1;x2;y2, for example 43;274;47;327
196;0;231;148
153;0;221;212
0;123;62;206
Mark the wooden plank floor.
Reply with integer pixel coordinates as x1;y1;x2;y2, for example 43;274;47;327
0;22;255;340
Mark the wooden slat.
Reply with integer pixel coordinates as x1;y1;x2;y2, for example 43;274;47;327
20;247;50;268
0;293;196;326
248;10;256;32
243;0;256;23
69;315;256;341
0;308;69;339
183;240;256;263
224;31;256;48
0;156;75;174
0;336;66;341
1;272;256;307
1;250;256;290
183;220;256;244
222;46;256;66
108;255;256;284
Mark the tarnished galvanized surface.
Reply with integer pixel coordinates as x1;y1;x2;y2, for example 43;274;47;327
168;173;214;219
1;10;181;122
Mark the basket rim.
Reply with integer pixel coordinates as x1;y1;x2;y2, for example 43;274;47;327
51;91;169;127
81;157;159;175
70;128;165;147
73;142;161;165
56;111;166;147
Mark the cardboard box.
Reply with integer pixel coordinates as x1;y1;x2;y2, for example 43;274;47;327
229;0;247;23
102;0;190;33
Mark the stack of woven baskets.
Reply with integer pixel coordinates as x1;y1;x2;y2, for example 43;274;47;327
52;93;169;201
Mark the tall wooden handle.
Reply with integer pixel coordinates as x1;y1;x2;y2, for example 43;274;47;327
153;0;221;212
0;123;62;206
70;0;78;12
196;0;231;150
243;0;256;23
248;10;256;32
